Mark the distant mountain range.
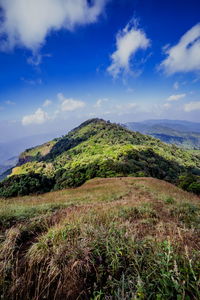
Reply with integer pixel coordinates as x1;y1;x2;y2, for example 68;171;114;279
124;119;200;149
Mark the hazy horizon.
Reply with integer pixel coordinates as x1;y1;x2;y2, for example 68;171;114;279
0;117;200;144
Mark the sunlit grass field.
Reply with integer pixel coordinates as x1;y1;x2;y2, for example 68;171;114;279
0;177;200;299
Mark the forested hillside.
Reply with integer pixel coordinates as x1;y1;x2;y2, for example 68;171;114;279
0;119;200;197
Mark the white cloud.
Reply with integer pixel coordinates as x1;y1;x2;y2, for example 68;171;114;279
116;102;138;110
0;0;108;52
167;93;186;102
115;102;138;116
22;108;49;125
22;93;86;126
107;20;150;78
160;23;200;74
126;103;138;109
163;103;171;109
126;87;134;93
27;53;52;66
58;93;85;111
193;75;200;83
94;98;108;108
21;77;43;85
43;99;52;107
5;100;15;105
173;81;179;90
184;101;200;112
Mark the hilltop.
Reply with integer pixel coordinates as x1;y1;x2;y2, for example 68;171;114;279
0;118;200;197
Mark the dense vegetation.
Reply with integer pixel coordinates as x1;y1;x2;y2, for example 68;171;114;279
0;177;199;299
0;118;200;197
179;173;200;195
0;173;55;198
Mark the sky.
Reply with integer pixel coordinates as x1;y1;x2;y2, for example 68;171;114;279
0;0;200;142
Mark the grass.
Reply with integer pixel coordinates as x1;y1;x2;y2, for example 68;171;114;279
0;178;131;231
0;177;200;299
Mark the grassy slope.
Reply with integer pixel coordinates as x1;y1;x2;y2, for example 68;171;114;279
19;140;57;160
0;177;200;299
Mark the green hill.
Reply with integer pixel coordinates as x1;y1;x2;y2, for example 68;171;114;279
0;118;200;197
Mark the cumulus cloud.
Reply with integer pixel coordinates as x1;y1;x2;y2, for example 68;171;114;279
167;93;186;102
160;23;200;74
0;0;108;52
43;99;52;107
184;101;200;112
5;100;15;105
94;98;108;108
22;108;49;125
58;93;85;111
107;20;150;78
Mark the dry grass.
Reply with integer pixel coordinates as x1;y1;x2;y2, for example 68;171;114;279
0;177;200;299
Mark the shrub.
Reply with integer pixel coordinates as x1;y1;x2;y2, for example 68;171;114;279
179;174;200;195
188;182;200;195
0;173;54;198
165;197;175;204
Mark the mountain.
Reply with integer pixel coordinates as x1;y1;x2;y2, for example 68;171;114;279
125;119;200;149
0;118;200;197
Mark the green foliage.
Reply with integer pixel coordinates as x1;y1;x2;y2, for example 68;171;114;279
179;174;200;195
0;173;54;198
164;196;175;204
188;182;200;194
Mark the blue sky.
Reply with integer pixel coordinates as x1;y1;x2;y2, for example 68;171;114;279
0;0;200;142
